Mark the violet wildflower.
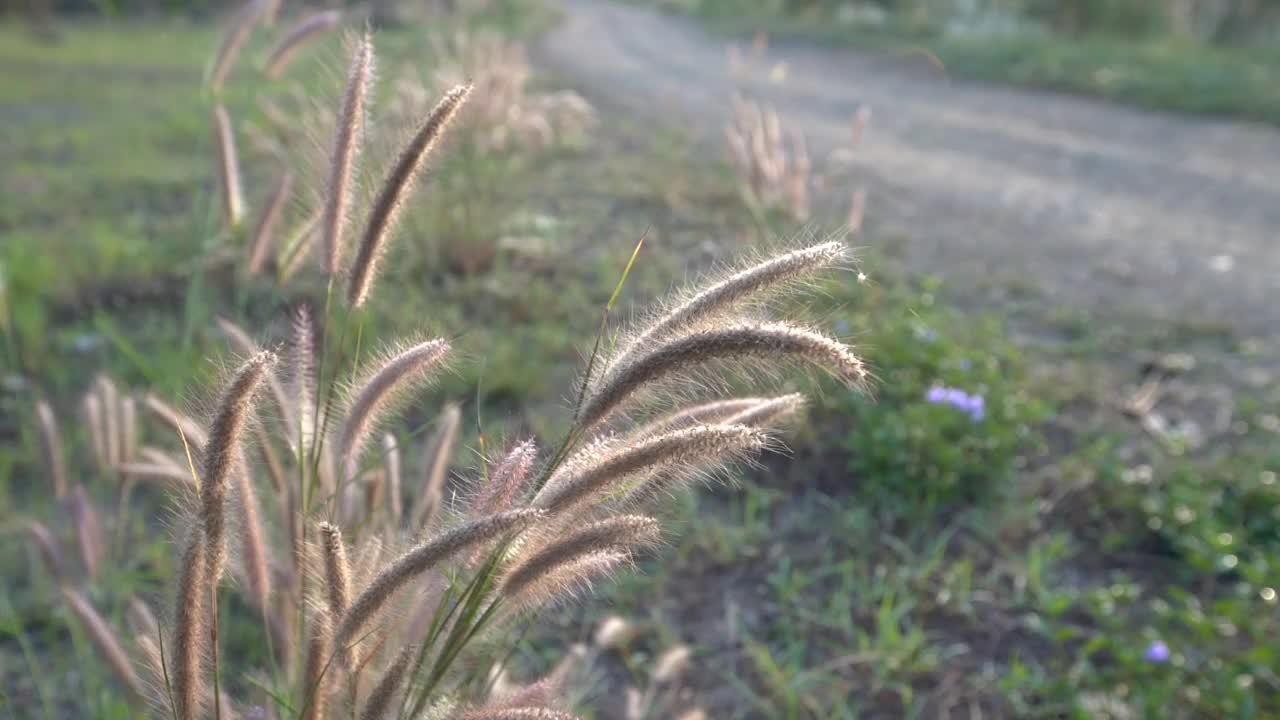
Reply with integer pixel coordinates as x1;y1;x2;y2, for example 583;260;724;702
1144;640;1170;663
926;385;985;422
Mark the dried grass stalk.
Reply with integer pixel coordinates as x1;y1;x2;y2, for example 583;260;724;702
347;84;471;307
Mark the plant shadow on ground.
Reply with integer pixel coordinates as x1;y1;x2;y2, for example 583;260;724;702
3;6;1280;720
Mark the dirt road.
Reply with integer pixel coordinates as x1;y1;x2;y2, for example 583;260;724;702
536;0;1280;339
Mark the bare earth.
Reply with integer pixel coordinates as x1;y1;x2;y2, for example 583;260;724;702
536;0;1280;340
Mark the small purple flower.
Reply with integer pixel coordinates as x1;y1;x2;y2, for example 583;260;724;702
835;319;850;335
925;385;985;422
1144;640;1170;663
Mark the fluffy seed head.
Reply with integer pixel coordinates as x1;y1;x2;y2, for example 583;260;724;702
501;515;659;600
347;84;472;307
321;33;374;275
579;322;865;429
535;424;767;516
209;0;266;92
336;508;543;652
337;338;450;486
213;105;246;229
470;439;538;519
721;393;806;427
34;400;67;498
171;528;208;720
603;240;847;382
317;522;352;658
60;588;145;701
455;710;579;720
359;644;416;720
66;485;104;580
414;402;461;530
199;350;276;583
247;170;294;275
25;520;65;581
265;10;342;78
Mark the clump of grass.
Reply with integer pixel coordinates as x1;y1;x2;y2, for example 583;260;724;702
19;28;871;720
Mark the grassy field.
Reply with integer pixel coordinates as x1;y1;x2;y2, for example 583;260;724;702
641;0;1280;125
2;6;1280;719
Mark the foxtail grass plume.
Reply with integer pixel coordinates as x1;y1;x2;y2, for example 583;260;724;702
25;520;65;581
601;241;846;394
278;210;322;283
469;439;537;519
456;709;579;720
213;105;246;229
500;516;659;600
171;528;209;720
236;466;272;612
382;433;402;524
66;485;104;580
210;0;266;92
216;317;294;435
83;392;107;470
359;644;416;720
628;397;769;439
347;84;472;307
60;588;145;702
721;392;805;427
336;509;542;653
321;33;374;275
198;350;276;584
144;392;209;449
413;402;460;530
337;338;450;488
291;303;317;451
265;10;342;78
300;617;333;720
34;400;67;498
317;522;352;657
579;322;865;429
96;375;120;469
535;424;767;516
247;170;294;275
